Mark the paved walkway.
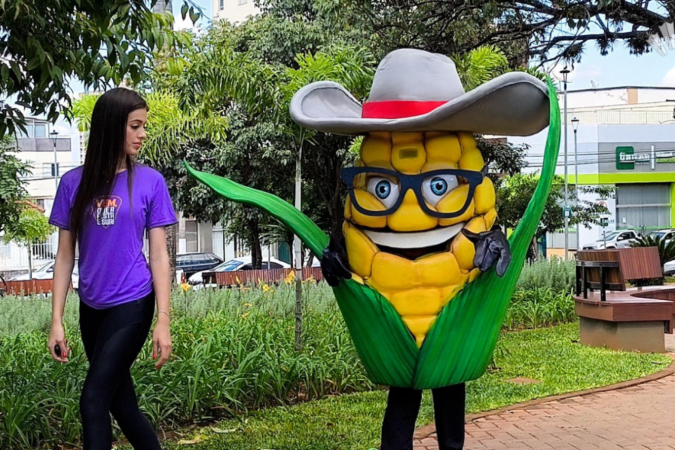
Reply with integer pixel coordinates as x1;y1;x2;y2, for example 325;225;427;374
413;334;675;450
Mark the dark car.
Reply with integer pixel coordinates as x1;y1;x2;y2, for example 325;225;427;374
176;253;223;278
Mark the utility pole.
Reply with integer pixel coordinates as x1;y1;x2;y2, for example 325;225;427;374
561;67;570;260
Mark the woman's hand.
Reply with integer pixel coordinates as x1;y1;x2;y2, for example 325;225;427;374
152;321;172;369
48;323;69;363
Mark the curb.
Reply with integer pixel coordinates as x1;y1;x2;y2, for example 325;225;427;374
414;353;675;440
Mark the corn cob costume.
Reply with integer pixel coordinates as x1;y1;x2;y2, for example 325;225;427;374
186;49;561;391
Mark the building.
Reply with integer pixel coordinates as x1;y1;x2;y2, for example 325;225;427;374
0;116;80;274
510;86;675;255
212;0;259;24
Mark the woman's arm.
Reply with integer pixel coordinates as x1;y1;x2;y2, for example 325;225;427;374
48;228;75;362
148;226;172;369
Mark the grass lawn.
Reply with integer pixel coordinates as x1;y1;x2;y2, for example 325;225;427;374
119;323;670;450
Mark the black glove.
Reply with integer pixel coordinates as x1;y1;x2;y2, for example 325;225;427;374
461;227;511;277
321;233;352;287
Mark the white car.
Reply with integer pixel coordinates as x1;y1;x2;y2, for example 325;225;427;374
188;256;292;286
664;260;675;276
648;229;675;244
582;230;640;250
11;259;80;290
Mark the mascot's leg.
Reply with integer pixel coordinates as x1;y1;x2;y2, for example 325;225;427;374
431;383;466;450
380;387;423;450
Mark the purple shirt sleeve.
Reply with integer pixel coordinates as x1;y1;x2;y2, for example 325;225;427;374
49;178;71;230
147;175;177;229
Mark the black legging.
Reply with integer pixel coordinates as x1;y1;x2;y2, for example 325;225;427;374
381;384;466;450
79;290;161;450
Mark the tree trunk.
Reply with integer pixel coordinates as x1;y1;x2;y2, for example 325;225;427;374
248;219;262;269
27;243;33;281
166;223;177;286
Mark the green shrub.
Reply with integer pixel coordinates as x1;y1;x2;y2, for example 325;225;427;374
516;257;576;293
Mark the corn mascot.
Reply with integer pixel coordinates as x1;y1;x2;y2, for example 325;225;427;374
186;49;561;450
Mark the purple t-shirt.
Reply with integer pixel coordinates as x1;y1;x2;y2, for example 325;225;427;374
49;164;177;309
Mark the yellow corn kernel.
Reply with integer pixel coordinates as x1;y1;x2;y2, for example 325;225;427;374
451;216;487;271
370;252;415;291
351;189;387;229
414;252;463;287
361;132;393;168
392;131;425;174
457;131;478;153
343;222;379;279
387;190;438;232
483;208;497;230
425;132;462;165
403;315;436;347
390;288;446;317
437;184;475;227
469;268;481;282
344;196;352;221
459;150;484;171
474;177;495;214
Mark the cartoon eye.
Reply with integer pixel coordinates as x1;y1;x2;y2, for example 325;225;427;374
422;174;459;206
367;177;400;209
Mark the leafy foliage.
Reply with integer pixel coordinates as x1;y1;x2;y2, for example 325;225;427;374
0;0;196;137
497;174;613;237
630;234;675;270
3;208;54;248
0;136;31;233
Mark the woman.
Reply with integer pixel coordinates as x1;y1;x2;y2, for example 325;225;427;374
48;88;177;450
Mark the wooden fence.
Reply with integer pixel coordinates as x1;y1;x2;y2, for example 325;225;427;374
213;267;324;287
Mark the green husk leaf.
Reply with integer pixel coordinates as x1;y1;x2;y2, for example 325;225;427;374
184;163;329;257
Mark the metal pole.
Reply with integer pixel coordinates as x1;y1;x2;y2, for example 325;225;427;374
293;138;303;351
53;138;58;191
564;79;569;260
574;127;579;251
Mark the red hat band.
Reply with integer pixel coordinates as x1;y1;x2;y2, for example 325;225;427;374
361;100;448;119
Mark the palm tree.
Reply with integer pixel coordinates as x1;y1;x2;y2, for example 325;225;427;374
630;234;675;273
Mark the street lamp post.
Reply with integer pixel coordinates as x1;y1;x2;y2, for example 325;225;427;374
572;117;580;251
561;67;570;260
50;129;59;191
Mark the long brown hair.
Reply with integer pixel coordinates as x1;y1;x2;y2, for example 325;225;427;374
70;88;147;242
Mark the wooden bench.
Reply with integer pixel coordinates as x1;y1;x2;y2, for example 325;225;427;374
574;248;674;353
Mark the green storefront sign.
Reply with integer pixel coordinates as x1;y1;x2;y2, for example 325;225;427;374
616;146;675;170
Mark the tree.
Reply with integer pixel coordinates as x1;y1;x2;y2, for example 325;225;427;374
337;0;672;66
497;174;613;257
0;135;31;233
3;208;55;280
0;0;203;137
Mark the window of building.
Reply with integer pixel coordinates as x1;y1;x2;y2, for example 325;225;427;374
185;220;199;252
616;183;671;232
219;0;224;9
34;123;47;138
17;122;34;138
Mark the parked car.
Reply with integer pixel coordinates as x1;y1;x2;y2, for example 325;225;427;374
648;229;675;244
664;259;675;276
176;252;223;278
582;230;640;250
188;256;291;286
10;259;80;290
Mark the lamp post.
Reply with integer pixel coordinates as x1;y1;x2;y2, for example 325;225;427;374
50;129;59;191
572;116;580;251
561;67;570;260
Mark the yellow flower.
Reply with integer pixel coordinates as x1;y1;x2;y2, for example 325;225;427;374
303;276;316;284
262;284;273;294
244;302;252;308
241;311;251;319
181;283;191;293
284;270;296;284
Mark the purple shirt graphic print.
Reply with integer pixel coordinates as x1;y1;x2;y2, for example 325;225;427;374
49;164;177;309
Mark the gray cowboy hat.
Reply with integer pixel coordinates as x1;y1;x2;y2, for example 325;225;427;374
290;48;549;136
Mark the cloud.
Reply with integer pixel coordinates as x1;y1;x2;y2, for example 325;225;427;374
547;62;602;88
661;65;675;87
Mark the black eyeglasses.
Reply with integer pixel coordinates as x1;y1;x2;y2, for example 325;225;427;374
341;166;485;219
